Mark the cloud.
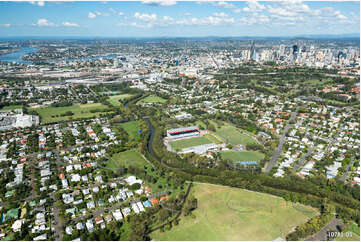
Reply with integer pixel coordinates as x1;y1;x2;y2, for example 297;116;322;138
233;9;241;13
176;15;235;26
240;14;270;25
213;12;228;17
141;0;177;6
118;22;154;28
243;0;265;12
0;24;11;28
260;0;350;26
134;12;157;22
33;18;55;27
95;11;110;17
30;1;44;7
62;21;79;27
213;1;235;9
88;12;96;19
119;12;124;16
163;16;174;21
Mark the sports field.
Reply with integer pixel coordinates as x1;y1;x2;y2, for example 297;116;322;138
152;183;318;241
107;149;148;169
140;95;167;103
119;121;141;140
215;123;257;146
108;94;134;106
221;150;265;161
169;136;213;150
204;134;222;144
32;103;111;124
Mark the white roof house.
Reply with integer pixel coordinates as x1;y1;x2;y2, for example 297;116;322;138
136;202;145;212
76;222;84;230
125;176;143;186
65;226;73;235
122;207;131;217
112;209;123;221
86;219;94;232
131;203;140;214
33;234;47;241
12;219;24;232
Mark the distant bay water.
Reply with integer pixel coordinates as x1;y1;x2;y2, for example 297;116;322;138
0;47;38;65
0;47;117;65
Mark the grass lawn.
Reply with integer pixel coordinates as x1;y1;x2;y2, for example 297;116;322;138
151;183;318;241
1;234;14;241
346;223;360;236
335;233;360;241
107;150;181;195
140;95;167;103
107;149;148;169
118;121;141;141
108;94;134;107
169;136;213;150
195;120;207;129
221;150;265;161
334;223;360;241
215;123;257;146
32;103;111;124
0;105;22;110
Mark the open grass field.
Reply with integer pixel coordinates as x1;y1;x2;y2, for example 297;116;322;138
108;94;134;106
152;183;318;241
32;103;111;124
140;95;167;103
169;136;213;150
107;149;148;169
195;120;207;129
221;150;265;161
0;105;23;110
215;123;257;146
106;150;181;195
118;121;141;141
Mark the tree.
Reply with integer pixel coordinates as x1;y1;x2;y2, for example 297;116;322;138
207;123;216;132
130;183;141;190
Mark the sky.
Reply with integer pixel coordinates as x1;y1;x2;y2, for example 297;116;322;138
0;0;359;37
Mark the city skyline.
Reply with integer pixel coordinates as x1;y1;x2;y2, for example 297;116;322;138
0;0;360;37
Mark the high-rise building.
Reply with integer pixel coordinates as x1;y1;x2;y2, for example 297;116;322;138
249;41;256;61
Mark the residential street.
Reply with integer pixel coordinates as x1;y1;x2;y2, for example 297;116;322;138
293;146;315;171
265;110;298;172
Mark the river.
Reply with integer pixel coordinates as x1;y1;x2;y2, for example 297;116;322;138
0;47;117;65
0;47;38;65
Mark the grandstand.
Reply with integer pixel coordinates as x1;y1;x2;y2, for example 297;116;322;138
166;126;200;141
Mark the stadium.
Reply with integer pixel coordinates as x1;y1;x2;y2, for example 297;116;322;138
164;126;221;155
165;126;201;141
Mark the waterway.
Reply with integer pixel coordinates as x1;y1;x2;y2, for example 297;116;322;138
0;47;38;65
143;117;156;158
0;47;117;65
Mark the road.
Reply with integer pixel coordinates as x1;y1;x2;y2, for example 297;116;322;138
50;193;63;241
307;216;343;241
339;157;355;182
264;110;298;173
293;145;315;171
